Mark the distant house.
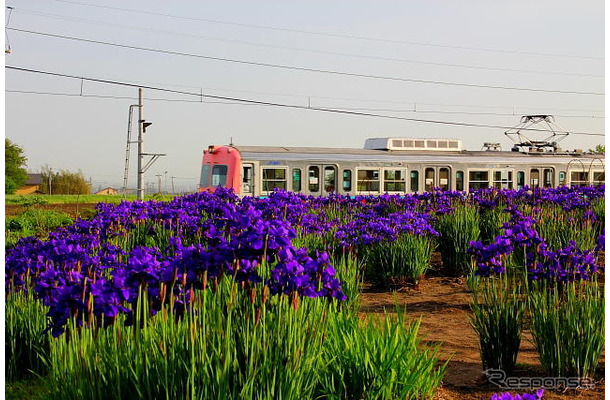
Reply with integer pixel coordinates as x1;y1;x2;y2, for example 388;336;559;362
15;173;44;195
95;187;119;195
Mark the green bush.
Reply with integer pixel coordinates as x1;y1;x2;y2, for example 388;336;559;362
5;209;73;247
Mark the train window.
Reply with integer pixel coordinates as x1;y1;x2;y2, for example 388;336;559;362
242;165;253;193
559;171;566;186
200;164;211;187
439;168;450;191
410;170;419;192
468;171;489;190
593;171;605;187
425;168;435;191
324;166;336;193
493;169;513;189
543;168;554;188
342;170;352;191
530;169;540;188
262;168;287;191
456;171;464;191
357;169;380;192
383;169;406;192
211;165;228;187
493;170;513;189
292;168;302;192
308;166;320;192
517;171;525;189
571;171;588;187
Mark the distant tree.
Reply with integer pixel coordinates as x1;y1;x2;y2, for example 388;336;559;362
5;139;28;194
593;144;605;154
41;168;91;195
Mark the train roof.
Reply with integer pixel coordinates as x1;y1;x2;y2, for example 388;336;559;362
228;145;602;165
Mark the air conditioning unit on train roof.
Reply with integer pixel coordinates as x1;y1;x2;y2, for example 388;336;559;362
364;137;464;151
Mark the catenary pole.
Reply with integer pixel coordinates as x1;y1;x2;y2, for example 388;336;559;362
137;88;144;201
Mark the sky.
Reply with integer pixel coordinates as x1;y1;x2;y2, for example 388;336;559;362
4;0;605;193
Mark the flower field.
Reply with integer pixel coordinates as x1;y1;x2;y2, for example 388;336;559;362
5;186;605;399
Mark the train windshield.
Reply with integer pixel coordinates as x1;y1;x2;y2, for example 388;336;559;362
211;165;228;187
200;165;210;187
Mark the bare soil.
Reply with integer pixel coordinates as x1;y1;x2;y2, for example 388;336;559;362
360;277;605;400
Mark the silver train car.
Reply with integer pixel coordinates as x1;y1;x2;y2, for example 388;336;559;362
199;137;605;196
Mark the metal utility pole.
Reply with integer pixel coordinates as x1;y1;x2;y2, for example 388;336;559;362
156;173;162;193
171;176;175;194
134;88;164;200
123;104;139;192
137;88;145;201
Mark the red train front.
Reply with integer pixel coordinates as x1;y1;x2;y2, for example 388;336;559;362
199;145;242;193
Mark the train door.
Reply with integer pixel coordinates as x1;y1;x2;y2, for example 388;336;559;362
424;166;451;191
341;169;353;194
529;168;540;188
424;167;435;191
438;167;451;191
529;167;554;188
242;163;254;195
307;164;338;195
542;168;554;187
517;171;526;189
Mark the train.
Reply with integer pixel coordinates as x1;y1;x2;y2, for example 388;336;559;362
198;136;605;197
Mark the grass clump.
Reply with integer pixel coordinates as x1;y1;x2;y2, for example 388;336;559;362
318;306;447;400
529;281;604;379
364;234;435;288
470;276;525;375
434;204;480;276
6;291;51;382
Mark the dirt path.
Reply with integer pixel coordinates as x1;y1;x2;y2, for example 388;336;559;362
359;277;605;400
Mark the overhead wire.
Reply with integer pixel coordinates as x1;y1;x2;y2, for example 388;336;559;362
7;27;604;96
195;86;604;113
5;89;605;120
41;0;605;61
10;7;604;79
5;65;605;137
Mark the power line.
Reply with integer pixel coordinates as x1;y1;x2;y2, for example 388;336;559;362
42;0;605;61
4;89;248;105
5;65;605;137
7;27;604;97
11;8;604;79
6;89;605;120
198;86;604;114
